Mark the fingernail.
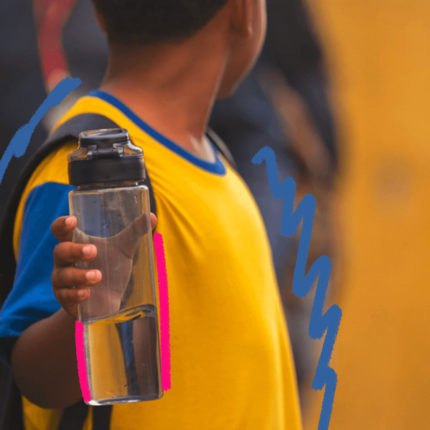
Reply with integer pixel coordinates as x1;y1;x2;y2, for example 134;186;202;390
65;217;75;227
77;290;87;299
86;270;100;281
82;245;95;256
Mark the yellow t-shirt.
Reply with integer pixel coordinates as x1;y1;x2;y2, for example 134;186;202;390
14;90;302;430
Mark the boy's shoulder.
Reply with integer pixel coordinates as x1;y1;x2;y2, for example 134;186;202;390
58;91;237;176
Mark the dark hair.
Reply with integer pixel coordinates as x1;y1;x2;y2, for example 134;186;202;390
92;0;229;45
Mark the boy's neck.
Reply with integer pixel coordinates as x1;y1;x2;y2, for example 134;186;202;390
100;40;228;161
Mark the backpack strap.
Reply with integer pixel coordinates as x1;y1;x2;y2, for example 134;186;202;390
0;370;24;430
56;397;113;430
0;113;157;307
57;401;90;430
207;128;237;171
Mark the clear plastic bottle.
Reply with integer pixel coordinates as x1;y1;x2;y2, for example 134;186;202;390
68;129;162;405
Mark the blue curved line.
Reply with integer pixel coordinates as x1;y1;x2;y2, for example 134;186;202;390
252;145;342;430
0;77;82;183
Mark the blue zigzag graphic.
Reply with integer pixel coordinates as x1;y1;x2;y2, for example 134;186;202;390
252;146;342;430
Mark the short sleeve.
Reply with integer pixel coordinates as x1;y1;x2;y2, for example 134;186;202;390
0;182;75;365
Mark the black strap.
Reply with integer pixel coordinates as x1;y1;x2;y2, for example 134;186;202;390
92;404;113;430
0;113;157;307
56;400;112;430
0;115;117;305
0;366;24;430
57;401;89;430
47;114;119;146
207;128;237;170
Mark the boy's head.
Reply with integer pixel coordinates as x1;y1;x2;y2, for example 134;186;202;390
92;0;229;46
92;0;266;97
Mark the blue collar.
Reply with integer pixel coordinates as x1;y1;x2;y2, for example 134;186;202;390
89;90;226;175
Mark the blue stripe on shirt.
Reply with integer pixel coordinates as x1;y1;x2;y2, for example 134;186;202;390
0;182;74;364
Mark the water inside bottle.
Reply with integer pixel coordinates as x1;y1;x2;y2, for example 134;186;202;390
83;304;162;405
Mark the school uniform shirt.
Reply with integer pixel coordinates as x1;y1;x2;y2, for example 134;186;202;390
0;90;302;430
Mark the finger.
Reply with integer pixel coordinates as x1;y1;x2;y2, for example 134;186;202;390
51;216;77;242
113;214;149;257
55;287;91;311
122;213;157;239
53;242;97;266
52;267;102;289
150;213;157;231
87;214;150;257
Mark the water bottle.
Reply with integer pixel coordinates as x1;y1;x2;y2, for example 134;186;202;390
68;128;162;405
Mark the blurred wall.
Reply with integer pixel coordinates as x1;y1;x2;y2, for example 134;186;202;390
303;1;430;428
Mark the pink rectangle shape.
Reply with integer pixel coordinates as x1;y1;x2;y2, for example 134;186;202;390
75;320;91;403
154;232;172;391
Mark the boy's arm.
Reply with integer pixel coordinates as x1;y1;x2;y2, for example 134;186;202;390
11;214;157;409
11;216;100;409
11;307;82;408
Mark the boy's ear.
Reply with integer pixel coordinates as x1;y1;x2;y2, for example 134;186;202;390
230;0;253;38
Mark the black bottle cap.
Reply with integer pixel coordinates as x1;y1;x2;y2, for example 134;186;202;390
68;128;146;186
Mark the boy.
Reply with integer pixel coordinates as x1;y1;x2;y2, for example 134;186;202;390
0;0;302;428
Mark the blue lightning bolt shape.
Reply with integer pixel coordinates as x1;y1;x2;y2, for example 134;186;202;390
252;146;342;430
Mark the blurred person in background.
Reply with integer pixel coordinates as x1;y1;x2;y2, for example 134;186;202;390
0;0;338;401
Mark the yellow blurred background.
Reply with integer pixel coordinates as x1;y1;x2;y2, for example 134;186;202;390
304;1;430;428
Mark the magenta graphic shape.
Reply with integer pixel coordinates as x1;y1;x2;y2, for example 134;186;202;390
154;232;172;391
75;320;91;403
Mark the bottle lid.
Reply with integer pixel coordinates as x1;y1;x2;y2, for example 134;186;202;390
68;128;146;186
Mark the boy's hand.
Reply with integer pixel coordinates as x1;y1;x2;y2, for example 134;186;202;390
51;214;157;318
